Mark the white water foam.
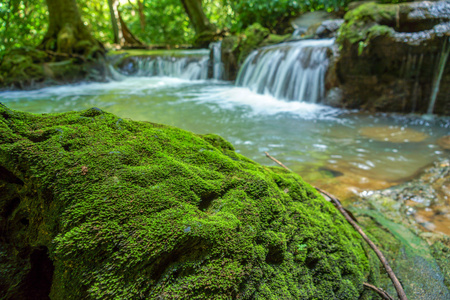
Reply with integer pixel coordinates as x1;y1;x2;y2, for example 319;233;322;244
0;77;206;100
180;85;342;120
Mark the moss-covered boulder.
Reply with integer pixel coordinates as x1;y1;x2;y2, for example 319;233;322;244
0;105;379;299
334;1;450;115
0;48;107;90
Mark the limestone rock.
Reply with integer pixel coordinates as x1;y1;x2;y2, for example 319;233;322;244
333;1;450;115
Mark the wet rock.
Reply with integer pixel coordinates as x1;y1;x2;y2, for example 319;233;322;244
306;19;344;38
348;159;450;298
333;1;450;115
291;11;342;39
325;87;344;106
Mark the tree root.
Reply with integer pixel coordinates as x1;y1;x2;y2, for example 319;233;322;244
264;151;408;300
44;50;86;62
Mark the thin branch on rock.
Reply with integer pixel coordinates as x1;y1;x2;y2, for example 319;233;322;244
264;151;291;172
363;282;395;300
315;187;407;300
264;151;407;300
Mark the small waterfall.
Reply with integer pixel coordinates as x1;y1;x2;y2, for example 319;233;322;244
428;37;450;114
209;41;224;80
113;44;226;81
236;39;334;103
130;56;209;80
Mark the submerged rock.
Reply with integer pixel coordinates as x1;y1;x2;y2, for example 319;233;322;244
334;1;450;115
358;126;429;143
0;105;379;299
437;135;450;150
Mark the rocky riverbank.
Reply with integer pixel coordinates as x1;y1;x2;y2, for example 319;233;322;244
347;158;450;298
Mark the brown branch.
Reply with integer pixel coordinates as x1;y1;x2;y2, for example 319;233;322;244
263;151;406;300
264;152;291;172
363;282;395;300
315;187;407;300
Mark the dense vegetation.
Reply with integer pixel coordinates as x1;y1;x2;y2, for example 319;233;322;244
0;0;410;56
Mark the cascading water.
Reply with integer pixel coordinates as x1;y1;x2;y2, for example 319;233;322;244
112;42;225;81
210;41;224;80
236;39;334;103
119;55;209;80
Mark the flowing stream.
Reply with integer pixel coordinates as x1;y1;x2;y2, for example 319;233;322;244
1;43;449;233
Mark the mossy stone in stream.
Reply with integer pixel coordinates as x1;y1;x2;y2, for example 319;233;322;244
0;104;378;299
237;23;270;65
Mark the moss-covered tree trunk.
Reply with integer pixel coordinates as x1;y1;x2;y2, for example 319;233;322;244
180;0;217;47
40;0;103;57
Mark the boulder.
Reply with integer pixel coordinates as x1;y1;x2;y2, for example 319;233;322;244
333;1;450;115
0;105;379;299
0;48;108;90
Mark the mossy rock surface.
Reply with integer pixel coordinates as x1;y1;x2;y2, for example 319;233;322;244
0;105;377;299
0;47;107;90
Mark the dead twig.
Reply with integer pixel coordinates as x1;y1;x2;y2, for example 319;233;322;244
264;151;291;172
264;152;407;300
363;282;395;300
315;187;407;300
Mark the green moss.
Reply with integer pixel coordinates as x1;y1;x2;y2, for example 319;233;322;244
0;105;378;299
107;48;209;59
337;2;397;46
260;34;291;48
238;23;270;65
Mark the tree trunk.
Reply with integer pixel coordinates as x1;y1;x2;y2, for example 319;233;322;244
180;0;216;35
40;0;103;57
107;0;122;44
107;0;144;47
137;0;146;32
117;10;144;47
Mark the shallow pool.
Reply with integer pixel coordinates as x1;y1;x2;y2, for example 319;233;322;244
1;76;449;200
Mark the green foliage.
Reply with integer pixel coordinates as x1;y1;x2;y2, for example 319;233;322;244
0;105;378;299
228;0;350;33
0;0;48;55
78;0;113;44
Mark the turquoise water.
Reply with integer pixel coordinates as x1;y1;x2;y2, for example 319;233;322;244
1;76;448;194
